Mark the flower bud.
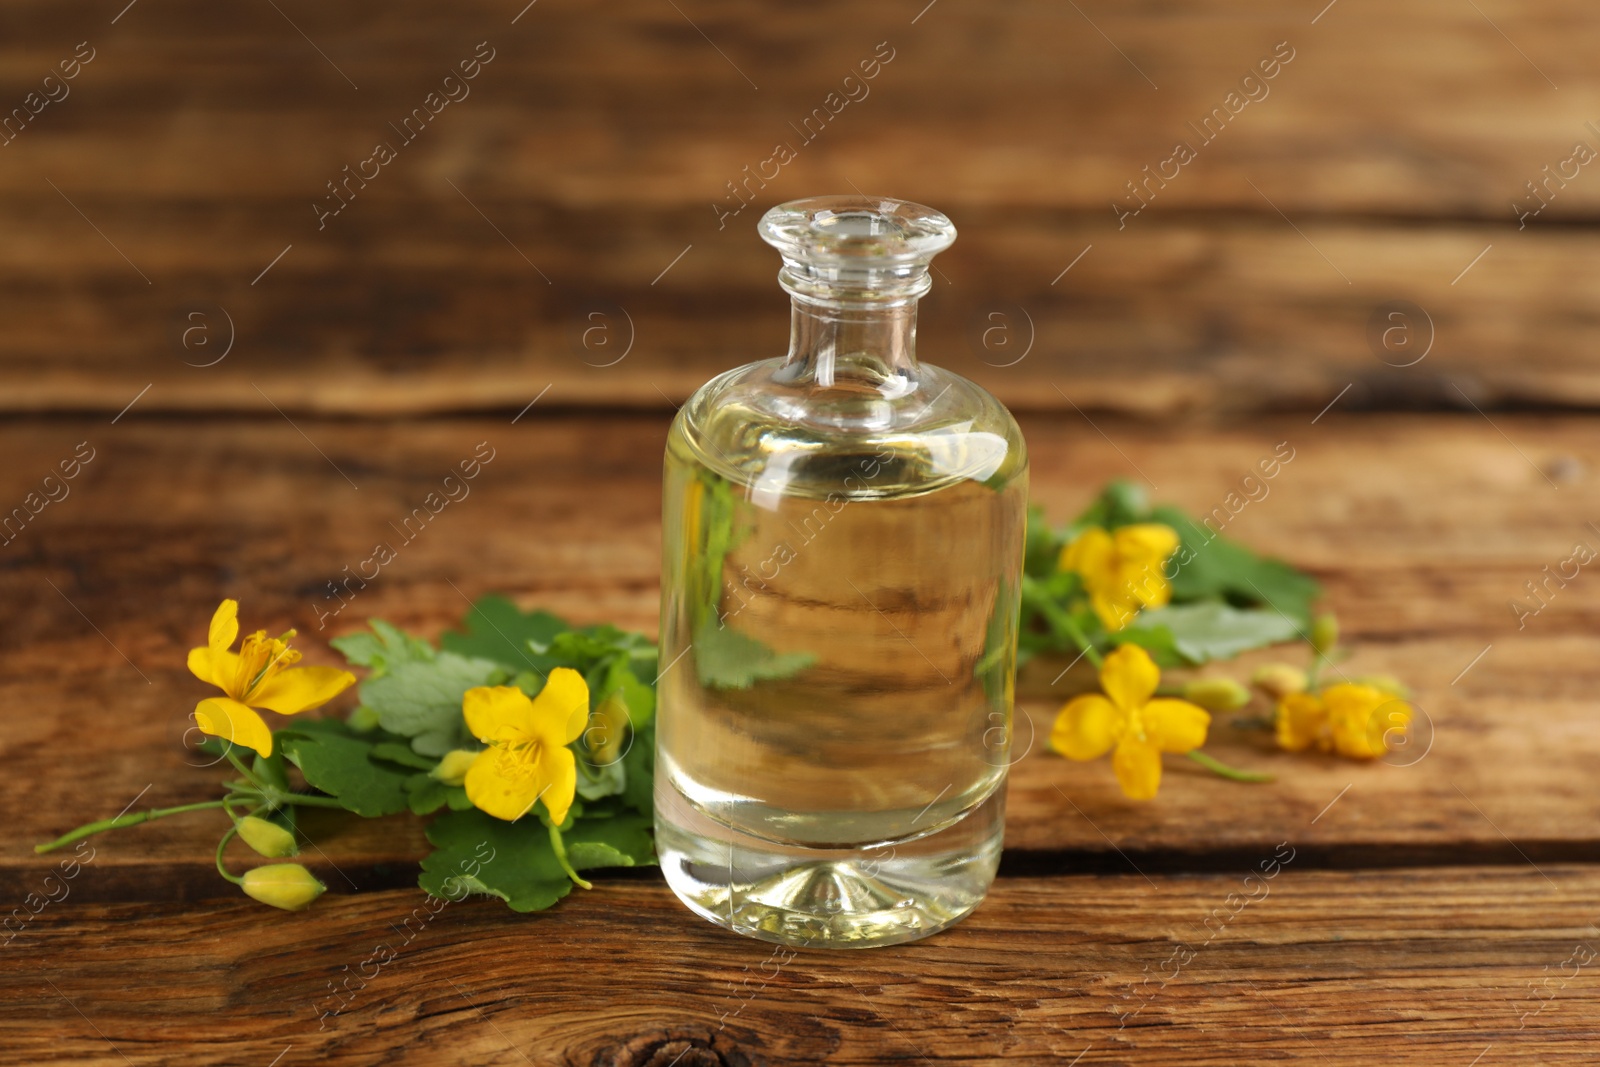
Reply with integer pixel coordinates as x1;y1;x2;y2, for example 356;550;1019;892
1104;479;1148;519
241;863;326;911
1252;663;1308;700
1182;677;1251;713
432;748;479;786
1310;613;1339;656
1353;674;1411;699
235;815;297;858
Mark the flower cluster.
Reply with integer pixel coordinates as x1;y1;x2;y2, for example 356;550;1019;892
36;597;658;914
1033;482;1416;799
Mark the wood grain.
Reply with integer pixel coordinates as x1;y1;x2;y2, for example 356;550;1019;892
1;412;1593;900
3;869;1595;1065
2;1;1600;414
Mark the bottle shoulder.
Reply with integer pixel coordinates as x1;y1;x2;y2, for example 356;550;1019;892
669;358;1027;503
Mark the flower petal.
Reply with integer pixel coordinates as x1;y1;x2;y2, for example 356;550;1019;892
208;599;239;653
463;686;533;746
534;744;578;825
1091;591;1140;632
1059;526;1113;582
194;697;274;757
1112;735;1162;800
250;666;356;715
1050;694;1121;761
1113;524;1179;567
1142;698;1211;754
464;749;546;822
527;667;590;747
1100;643;1160;711
1274;692;1325;752
188;646;240;690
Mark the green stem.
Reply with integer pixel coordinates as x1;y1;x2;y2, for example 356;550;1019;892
34;800;229;854
1023;575;1103;669
225;749;262;788
215;824;244;884
274;793;349;809
1059;615;1104;670
1306;650;1327;691
1186;749;1274;784
547;823;592;890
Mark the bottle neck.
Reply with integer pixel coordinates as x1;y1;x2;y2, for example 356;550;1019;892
779;294;921;394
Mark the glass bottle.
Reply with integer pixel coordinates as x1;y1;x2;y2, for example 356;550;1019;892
654;195;1028;949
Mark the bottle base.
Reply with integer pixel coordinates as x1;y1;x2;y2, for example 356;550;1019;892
654;784;1005;949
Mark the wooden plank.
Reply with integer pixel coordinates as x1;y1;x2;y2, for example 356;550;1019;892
2;209;1598;415
2;869;1595;1064
0;413;1593;892
2;2;1600;413
3;0;1599;216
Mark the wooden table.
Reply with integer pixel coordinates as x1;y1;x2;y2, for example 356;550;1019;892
4;0;1600;1062
2;412;1595;1065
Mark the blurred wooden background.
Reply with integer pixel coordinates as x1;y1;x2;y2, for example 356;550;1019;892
3;0;1598;417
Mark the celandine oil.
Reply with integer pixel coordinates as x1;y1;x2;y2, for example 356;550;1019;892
655;196;1027;948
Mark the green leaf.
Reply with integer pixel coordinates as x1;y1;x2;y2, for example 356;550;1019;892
403;772;466;816
330;619;434;676
275;727;412;817
692;619;816;690
370;742;439;771
616;667;656;731
574;755;626;801
1150;505;1321;626
1109;623;1185;669
1122;601;1303;665
440;596;570;672
251;749;290;792
1023;505;1064;579
620;726;655;818
564;812;656;869
418;810;573;912
1070;479;1151;534
360;651;502;756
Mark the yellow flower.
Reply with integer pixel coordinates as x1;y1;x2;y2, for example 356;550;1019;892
1059;524;1180;631
241;863;326;911
1050;644;1211;800
187;600;356;757
1276;683;1412;760
462;669;589;824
